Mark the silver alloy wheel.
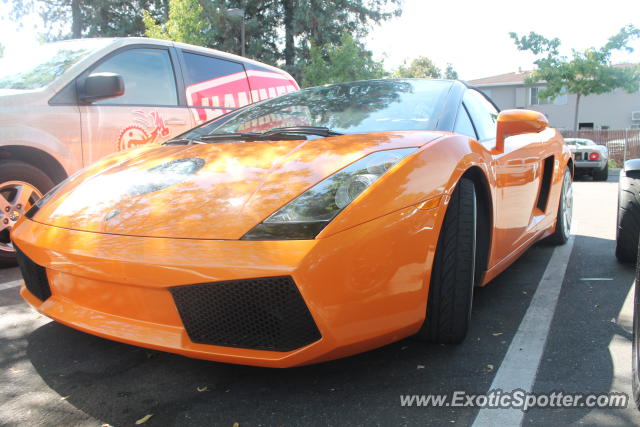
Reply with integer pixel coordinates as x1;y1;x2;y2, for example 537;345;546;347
562;171;573;238
0;181;43;253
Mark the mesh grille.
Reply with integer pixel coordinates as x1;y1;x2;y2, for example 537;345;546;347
15;246;51;302
170;276;321;352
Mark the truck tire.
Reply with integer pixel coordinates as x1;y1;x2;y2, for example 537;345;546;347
616;171;640;263
0;160;54;267
416;178;476;344
633;241;640;409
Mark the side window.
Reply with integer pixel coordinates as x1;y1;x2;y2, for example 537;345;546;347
454;105;477;139
463;90;498;140
91;48;177;106
182;52;251;109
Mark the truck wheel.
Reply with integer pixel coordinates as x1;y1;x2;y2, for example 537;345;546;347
633;241;640;409
593;163;609;181
616;171;640;263
0;160;54;267
547;168;573;245
416;178;476;344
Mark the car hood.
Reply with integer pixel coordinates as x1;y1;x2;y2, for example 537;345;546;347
0;88;48;106
30;131;440;239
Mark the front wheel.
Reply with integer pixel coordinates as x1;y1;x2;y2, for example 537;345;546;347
416;178;476;344
0;160;54;267
547;168;572;245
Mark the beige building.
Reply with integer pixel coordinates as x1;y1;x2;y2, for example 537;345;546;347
468;70;640;131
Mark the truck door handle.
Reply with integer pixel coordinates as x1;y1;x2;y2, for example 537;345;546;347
165;119;187;126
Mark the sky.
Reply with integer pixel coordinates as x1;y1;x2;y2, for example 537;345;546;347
1;0;639;81
367;0;640;80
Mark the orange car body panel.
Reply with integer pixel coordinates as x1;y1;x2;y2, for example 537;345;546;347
12;117;572;367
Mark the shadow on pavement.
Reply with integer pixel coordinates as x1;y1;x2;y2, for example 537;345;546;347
527;234;635;425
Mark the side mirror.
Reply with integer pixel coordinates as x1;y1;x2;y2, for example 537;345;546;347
495;109;548;153
78;72;124;103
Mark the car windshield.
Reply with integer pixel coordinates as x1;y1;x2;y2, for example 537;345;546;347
184;79;452;138
0;39;112;90
566;139;596;147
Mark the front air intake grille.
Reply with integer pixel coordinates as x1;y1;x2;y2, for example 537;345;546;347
15;246;51;302
170;276;321;352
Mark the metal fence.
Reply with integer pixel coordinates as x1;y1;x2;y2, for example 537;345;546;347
561;129;640;166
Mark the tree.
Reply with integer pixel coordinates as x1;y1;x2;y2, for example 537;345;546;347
444;63;458;79
143;0;283;66
511;25;640;131
143;0;208;47
392;56;459;80
5;0;167;40
288;0;402;76
393;56;440;78
7;0;402;82
302;32;385;87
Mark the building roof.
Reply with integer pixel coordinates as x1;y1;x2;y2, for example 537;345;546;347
468;63;637;87
467;71;531;87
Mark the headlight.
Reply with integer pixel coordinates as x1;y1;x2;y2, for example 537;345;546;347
242;148;417;240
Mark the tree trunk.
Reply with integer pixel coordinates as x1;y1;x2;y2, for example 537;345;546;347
573;93;581;133
71;0;82;38
283;0;294;68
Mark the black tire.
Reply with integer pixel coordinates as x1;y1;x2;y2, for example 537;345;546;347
616;173;640;263
593;163;609;181
547;168;572;245
633;241;640;409
416;178;476;344
0;160;55;267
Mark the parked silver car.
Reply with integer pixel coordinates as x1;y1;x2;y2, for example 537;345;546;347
565;138;609;181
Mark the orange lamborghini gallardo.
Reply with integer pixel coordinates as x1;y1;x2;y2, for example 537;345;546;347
11;79;573;367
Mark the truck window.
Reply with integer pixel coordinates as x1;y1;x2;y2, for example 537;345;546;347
182;52;251;110
91;48;178;106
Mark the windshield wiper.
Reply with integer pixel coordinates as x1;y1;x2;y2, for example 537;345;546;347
167;127;343;145
162;138;207;145
262;126;343;137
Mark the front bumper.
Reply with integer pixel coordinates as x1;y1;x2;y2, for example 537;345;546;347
12;203;440;367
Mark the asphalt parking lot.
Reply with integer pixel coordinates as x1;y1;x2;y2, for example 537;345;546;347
1;171;638;427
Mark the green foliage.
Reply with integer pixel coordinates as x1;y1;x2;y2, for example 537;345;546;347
444;63;458;79
5;0;402;83
392;56;441;78
510;25;640;130
391;57;458;80
143;0;208;47
0;44;4;58
301;32;385;87
5;0;168;40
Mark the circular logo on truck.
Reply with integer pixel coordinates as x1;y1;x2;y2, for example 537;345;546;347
117;111;170;151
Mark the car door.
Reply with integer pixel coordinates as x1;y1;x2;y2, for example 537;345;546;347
78;46;193;165
464;89;545;266
179;51;253;126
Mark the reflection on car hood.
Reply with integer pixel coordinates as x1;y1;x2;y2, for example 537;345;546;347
30;131;441;239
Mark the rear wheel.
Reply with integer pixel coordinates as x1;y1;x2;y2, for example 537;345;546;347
547;168;572;245
0;160;54;267
416;178;476;344
616;173;640;263
593;163;609;181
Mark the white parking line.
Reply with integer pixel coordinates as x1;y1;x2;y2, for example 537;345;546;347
472;235;576;427
0;280;21;291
